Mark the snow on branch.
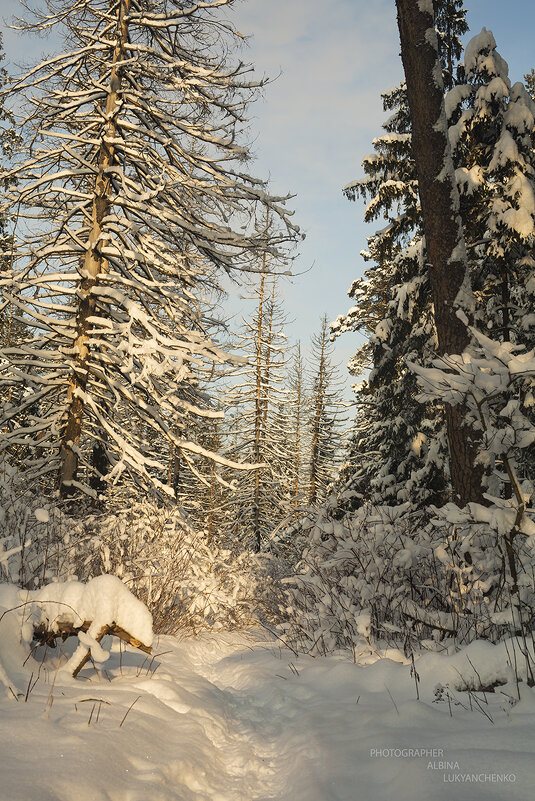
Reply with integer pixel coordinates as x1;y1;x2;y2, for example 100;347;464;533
408;325;535;537
0;0;300;498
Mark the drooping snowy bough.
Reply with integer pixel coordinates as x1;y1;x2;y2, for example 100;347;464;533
0;0;298;498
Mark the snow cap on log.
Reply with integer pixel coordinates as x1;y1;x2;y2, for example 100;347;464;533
30;575;153;649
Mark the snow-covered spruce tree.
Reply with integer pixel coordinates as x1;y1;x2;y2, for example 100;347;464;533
285;341;307;511
448;31;535;349
336;23;535;511
306;315;346;505
222;273;292;551
332;1;468;509
525;69;535;101
0;0;298;499
446;29;535;494
426;35;535;633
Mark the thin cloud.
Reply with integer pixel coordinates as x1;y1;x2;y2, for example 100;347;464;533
235;0;403;195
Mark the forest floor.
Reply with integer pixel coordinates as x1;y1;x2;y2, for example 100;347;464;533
0;628;534;801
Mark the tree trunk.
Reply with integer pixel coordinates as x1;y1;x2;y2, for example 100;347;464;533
253;266;266;551
293;344;303;510
261;279;276;434
59;0;130;496
500;262;513;501
395;0;483;506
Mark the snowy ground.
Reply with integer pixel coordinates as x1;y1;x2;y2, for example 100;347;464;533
0;627;534;801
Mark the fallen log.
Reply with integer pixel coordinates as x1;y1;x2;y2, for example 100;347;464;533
33;619;152;677
27;575;153;678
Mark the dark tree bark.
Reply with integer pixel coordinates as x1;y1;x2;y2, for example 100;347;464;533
395;0;483;506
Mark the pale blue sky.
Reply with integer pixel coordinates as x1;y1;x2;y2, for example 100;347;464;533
1;0;534;394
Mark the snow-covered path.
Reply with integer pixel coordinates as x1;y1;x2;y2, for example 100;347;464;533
1;630;534;801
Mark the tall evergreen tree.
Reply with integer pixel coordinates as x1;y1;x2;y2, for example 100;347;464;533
336;7;535;511
447;29;535;495
307;316;346;505
223;274;292;550
286;342;307;510
0;0;298;499
333;1;469;508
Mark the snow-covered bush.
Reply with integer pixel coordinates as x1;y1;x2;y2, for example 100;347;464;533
283;504;435;654
1;487;280;633
283;499;535;657
75;502;281;632
0;463;80;588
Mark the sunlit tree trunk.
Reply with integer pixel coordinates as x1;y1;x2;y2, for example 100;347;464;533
60;0;130;495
